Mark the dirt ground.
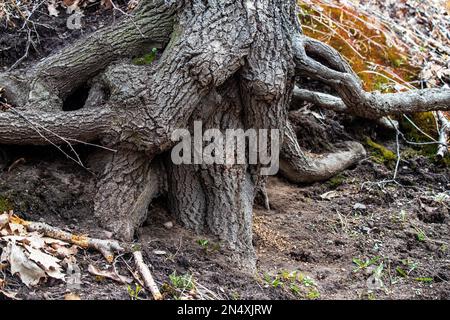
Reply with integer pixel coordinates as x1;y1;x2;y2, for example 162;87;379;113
0;1;449;301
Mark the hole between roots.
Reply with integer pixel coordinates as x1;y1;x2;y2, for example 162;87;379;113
62;84;90;111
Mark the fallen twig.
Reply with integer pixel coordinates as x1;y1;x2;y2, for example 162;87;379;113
133;250;162;300
436;111;449;158
9;214;163;299
11;215;128;263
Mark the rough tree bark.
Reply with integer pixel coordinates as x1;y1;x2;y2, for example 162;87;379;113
0;0;449;269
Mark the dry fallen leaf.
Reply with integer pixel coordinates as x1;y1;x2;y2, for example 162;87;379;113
64;293;81;300
47;0;60;17
26;246;65;281
63;0;77;6
0;213;9;229
2;242;46;287
320;190;340;200
101;0;113;9
1;213;82;287
88;264;133;284
65;0;82;14
49;243;78;258
65;256;82;291
6;222;26;235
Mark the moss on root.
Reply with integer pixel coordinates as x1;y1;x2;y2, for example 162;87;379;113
0;195;13;212
326;174;345;189
365;137;397;165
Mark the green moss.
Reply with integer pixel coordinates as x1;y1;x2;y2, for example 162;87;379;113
365;137;397;164
0;196;13;212
132;48;158;65
326;174;345;189
400;112;440;158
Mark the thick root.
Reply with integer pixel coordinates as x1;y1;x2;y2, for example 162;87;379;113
93;148;165;241
293;35;450;119
280;123;366;183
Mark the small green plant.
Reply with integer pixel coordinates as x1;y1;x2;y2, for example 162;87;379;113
197;239;209;248
197;239;221;254
264;273;283;288
433;193;449;203
169;271;195;291
306;288;321;300
230;292;240;300
415;228;426;242
414;277;433;283
396;267;408;278
133;48;158;65
298;274;316;287
394;210;408;223
352;256;380;272
264;270;320;299
289;283;301;296
127;284;143;300
367;292;377;300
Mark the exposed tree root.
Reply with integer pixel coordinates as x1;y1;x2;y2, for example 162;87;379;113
293;35;450;119
280;123;366;183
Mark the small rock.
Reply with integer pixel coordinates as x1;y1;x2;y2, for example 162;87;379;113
360;226;371;234
153;250;167;256
163;221;174;229
353;203;367;211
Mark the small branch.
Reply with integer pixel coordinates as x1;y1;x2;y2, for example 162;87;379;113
436;111;449;158
291;87;347;112
133;251;162;300
11;214;162;299
11;215;129;263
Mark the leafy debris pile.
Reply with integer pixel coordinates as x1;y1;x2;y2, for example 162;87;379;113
351;0;450;87
0;211;77;291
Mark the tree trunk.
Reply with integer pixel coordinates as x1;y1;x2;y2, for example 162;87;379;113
1;0;449;270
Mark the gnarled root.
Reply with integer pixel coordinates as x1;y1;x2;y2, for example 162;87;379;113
293;35;450;120
93;148;165;242
280;123;366;183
